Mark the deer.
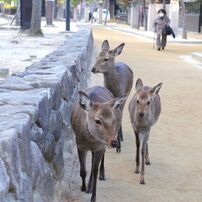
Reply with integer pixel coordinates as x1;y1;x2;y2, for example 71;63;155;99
128;79;162;185
91;40;133;152
71;86;126;202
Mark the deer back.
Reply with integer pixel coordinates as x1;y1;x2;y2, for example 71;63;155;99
104;62;133;98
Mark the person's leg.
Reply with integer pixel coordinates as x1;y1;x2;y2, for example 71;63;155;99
161;34;167;50
156;34;161;51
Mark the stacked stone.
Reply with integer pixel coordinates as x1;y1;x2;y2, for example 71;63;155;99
0;28;93;202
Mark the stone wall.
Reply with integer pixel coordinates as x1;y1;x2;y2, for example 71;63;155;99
0;28;93;202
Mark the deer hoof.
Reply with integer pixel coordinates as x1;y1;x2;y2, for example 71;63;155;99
116;147;121;153
81;185;86;192
140;176;145;185
99;175;106;181
135;168;140;174
86;188;93;194
145;161;151;165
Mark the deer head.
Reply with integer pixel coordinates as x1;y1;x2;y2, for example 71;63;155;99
79;90;126;146
91;40;125;74
134;79;162;122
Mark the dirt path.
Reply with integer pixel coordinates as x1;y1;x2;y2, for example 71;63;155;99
79;26;202;202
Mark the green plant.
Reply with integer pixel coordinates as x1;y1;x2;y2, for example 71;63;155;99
71;0;81;7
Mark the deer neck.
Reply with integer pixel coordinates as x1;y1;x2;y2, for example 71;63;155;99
103;61;117;80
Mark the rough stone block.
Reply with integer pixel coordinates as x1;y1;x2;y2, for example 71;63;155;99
49;110;63;141
0;76;34;91
0;129;22;199
44;133;55;162
31;124;45;154
53;137;64;178
0;158;10;200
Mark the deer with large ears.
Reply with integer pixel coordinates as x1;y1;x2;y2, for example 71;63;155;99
91;40;133;152
71;86;126;202
128;79;163;185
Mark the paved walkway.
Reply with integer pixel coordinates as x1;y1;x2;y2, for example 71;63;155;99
78;25;202;202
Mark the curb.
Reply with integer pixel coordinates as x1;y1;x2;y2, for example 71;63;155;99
109;27;202;44
192;52;202;62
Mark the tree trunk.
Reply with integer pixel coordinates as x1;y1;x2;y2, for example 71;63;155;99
142;0;147;30
73;7;78;22
54;0;58;19
29;0;43;36
179;0;187;39
85;4;90;23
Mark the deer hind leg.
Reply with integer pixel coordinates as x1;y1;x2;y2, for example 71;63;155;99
135;131;140;174
120;125;123;141
99;151;106;180
91;150;105;202
116;127;122;153
78;149;87;192
145;143;151;165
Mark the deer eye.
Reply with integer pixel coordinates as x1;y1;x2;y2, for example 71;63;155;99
147;101;151;105
136;100;139;104
95;119;102;125
104;58;109;62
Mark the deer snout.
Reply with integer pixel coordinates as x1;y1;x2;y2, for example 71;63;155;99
91;67;97;73
111;140;118;148
139;112;144;118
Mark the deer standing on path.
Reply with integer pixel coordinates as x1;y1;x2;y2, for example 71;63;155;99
71;86;126;202
128;79;162;184
91;40;133;152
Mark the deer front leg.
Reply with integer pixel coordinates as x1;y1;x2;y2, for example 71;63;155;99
91;150;104;202
145;143;151;165
78;149;87;192
99;151;106;180
135;131;140;174
87;151;95;193
140;133;149;185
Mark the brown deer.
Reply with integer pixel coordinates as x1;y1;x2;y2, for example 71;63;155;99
128;79;162;184
91;40;133;152
71;86;126;202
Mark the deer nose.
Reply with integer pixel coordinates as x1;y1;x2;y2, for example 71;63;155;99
139;112;144;118
91;67;96;73
111;140;118;148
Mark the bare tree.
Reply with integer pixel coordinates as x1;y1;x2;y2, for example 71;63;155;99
29;0;43;36
179;0;187;39
163;0;166;10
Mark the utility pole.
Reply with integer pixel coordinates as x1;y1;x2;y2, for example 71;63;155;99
66;0;70;31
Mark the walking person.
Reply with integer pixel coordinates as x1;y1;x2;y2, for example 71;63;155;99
153;9;170;51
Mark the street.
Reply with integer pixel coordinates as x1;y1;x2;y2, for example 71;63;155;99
79;25;202;202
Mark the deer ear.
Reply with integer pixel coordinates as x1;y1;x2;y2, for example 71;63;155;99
136;79;143;91
150;82;163;95
112;95;127;110
102;40;110;52
78;91;92;111
111;43;125;56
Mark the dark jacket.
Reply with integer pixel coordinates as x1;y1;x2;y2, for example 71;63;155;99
164;25;175;38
